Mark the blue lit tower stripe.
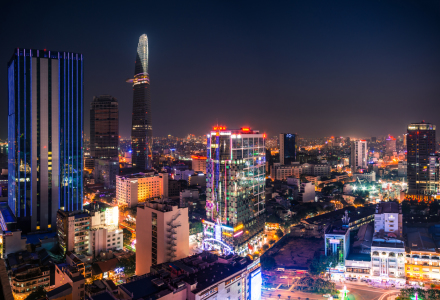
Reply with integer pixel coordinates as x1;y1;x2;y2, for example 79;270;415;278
80;55;83;210
17;49;20;218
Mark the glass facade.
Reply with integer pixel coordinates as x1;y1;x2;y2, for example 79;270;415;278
407;122;436;196
206;128;266;253
90;95;119;160
130;34;152;170
8;49;83;233
280;133;296;165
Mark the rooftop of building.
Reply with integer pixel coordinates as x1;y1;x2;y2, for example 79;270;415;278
46;283;72;299
375;202;400;214
210;126;261;135
407;231;436;252
325;223;349;235
88;291;118;300
352;223;374;249
372;240;404;249
57;209;90;219
140;198;184;212
346;252;371;262
0;202;16;225
304;205;375;227
117;171;158;180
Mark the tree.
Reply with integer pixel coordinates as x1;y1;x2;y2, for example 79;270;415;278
117;254;136;277
24;287;46;300
308;255;337;276
262;244;269;251
353;197;366;206
269;239;276;245
123;228;133;246
260;255;276;270
275;229;284;238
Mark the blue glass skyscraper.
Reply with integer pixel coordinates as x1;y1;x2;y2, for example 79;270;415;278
8;48;83;233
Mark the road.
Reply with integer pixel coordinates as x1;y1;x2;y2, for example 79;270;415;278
262;282;399;300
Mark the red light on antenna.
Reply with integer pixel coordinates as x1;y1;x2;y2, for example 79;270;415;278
44;49;46;51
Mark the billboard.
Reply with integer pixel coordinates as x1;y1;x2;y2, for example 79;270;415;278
250;268;262;300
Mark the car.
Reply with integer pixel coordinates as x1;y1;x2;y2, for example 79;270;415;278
323;294;331;298
277;268;285;271
280;276;288;279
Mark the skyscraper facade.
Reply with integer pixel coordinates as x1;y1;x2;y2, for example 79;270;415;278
385;135;396;155
407;121;436;198
90;95;119;159
204;127;266;254
351;140;368;174
128;34;152;170
8;49;83;233
279;133;296;165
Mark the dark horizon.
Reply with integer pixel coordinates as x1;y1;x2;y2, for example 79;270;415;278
1;0;440;140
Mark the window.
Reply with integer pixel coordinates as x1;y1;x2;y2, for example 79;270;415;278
227;288;230;293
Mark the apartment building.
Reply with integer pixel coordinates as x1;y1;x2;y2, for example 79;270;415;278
406;231;440;284
136;199;189;276
6;251;51;297
57;210;91;255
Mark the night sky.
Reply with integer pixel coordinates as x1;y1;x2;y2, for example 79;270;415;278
1;0;440;139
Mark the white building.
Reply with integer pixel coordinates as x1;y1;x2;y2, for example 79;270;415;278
136;199;189;276
272;163;302;180
88;227;123;258
353;171;376;182
374;202;402;237
370;239;406;284
298;182;315;203
116;172;168;208
351;140;368;173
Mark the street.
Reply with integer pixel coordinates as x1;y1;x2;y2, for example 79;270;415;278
262;282;399;300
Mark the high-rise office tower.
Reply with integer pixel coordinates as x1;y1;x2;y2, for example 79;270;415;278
385;135;396;155
407;121;436;198
128;34;152;170
8;49;83;233
351;140;368;174
204;127;266;254
279;133;296;165
90;95;119;159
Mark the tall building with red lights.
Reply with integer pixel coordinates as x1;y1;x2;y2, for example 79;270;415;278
127;34;152;170
407;121;436;199
204;127;266;255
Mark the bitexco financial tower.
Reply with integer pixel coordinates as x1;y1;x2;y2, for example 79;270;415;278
128;34;152;170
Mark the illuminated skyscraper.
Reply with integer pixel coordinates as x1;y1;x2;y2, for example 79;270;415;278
407;121;436;198
204;127;266;254
90;95;119;159
128;34;152;170
8;49;83;233
279;133;296;165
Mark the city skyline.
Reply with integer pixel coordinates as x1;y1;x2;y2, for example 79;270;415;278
1;1;440;139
